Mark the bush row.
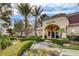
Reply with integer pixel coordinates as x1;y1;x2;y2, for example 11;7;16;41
20;36;44;42
0;40;33;56
52;38;69;45
67;35;79;41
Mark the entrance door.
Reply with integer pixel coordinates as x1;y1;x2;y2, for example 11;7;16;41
51;32;54;38
56;32;59;38
48;31;50;36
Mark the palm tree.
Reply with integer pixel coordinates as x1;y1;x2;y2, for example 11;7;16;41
17;3;32;37
31;5;43;36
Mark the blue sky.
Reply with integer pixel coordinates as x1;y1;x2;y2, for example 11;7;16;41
42;3;79;16
10;3;79;23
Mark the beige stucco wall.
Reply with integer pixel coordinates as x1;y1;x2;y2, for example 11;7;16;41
43;16;69;28
67;26;79;36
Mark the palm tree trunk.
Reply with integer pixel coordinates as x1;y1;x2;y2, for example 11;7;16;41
34;18;37;37
34;25;37;37
25;17;29;37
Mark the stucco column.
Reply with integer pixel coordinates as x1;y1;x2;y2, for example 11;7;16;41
61;28;66;38
54;32;56;38
42;27;45;39
66;26;68;37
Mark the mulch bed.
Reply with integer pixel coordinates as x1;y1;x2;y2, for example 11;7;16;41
64;41;79;46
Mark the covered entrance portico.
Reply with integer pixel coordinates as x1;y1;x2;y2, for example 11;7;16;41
44;24;60;39
42;14;69;39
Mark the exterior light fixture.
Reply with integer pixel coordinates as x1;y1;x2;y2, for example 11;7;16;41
71;29;75;33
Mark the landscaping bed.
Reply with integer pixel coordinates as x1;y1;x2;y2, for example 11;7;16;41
0;40;33;56
52;38;69;45
52;38;79;50
25;48;61;56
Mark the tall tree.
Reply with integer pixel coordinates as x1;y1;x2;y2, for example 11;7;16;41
14;20;24;36
0;3;12;25
17;3;32;37
31;5;43;36
0;3;11;11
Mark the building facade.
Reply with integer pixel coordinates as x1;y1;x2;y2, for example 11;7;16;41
37;12;79;39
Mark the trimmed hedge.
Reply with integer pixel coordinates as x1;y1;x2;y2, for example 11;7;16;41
20;36;44;42
0;40;33;56
52;38;69;45
67;35;79;41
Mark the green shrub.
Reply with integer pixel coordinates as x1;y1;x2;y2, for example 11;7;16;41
0;40;33;56
67;35;76;41
0;35;12;50
67;35;79;41
10;36;16;40
20;36;44;42
52;38;69;45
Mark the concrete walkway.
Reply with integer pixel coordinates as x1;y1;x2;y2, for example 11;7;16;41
22;40;79;56
62;49;79;56
30;40;53;49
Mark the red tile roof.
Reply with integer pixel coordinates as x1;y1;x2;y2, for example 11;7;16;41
43;12;79;24
67;13;79;24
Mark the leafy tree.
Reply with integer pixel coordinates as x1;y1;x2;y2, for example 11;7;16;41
0;3;12;26
7;28;14;36
14;20;24;37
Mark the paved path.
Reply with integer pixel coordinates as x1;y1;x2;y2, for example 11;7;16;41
30;40;53;49
22;40;79;56
62;49;79;56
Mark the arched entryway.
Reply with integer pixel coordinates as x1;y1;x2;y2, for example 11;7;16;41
44;24;60;39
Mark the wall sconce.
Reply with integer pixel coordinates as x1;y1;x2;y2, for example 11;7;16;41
71;29;75;33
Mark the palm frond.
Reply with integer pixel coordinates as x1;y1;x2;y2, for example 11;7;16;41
17;3;31;17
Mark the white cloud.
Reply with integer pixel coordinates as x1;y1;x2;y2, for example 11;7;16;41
42;3;79;16
26;0;78;6
12;8;19;15
11;3;79;16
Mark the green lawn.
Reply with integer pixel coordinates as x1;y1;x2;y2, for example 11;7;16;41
50;43;79;50
0;40;33;56
63;45;79;50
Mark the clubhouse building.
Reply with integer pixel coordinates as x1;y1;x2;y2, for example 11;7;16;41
36;12;79;39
